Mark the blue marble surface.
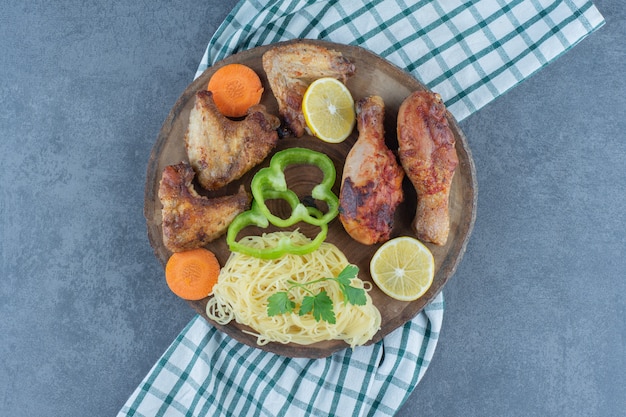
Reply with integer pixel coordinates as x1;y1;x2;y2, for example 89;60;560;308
1;1;624;416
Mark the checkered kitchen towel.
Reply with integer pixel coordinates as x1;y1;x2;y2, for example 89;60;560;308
120;1;603;416
197;0;604;121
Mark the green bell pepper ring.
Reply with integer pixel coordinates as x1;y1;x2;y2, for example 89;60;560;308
226;198;329;259
250;148;339;227
226;147;339;259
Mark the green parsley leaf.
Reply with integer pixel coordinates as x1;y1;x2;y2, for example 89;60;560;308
335;264;358;286
298;295;314;316
266;264;363;323
334;265;365;305
342;284;367;306
267;292;295;316
298;290;336;324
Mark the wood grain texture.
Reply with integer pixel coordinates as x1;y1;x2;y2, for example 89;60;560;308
144;39;477;358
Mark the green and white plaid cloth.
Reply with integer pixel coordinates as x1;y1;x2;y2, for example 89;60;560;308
196;0;604;121
120;1;603;416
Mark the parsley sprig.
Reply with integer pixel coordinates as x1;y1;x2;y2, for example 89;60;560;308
266;264;366;324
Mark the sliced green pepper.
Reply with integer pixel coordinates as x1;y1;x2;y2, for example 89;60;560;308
226;199;329;259
251;147;339;227
226;148;339;259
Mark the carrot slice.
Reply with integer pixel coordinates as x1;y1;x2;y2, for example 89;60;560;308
165;248;220;300
207;63;264;118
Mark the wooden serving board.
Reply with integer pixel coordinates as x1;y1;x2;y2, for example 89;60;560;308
144;39;477;358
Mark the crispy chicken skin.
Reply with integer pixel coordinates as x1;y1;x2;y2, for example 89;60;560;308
185;90;280;191
397;91;458;246
262;42;356;137
339;96;404;245
158;162;250;252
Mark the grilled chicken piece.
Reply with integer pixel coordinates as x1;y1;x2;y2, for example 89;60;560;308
339;96;404;245
185;90;280;191
397;91;458;246
159;162;250;252
262;42;356;137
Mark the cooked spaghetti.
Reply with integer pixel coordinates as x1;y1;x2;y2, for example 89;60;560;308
206;231;381;348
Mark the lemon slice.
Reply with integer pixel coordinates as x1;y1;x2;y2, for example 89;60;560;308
370;237;435;301
302;77;355;143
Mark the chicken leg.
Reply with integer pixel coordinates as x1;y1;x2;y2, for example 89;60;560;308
339;96;404;245
397;91;458;246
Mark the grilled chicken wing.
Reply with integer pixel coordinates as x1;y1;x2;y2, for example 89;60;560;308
262;42;356;137
397;91;458;246
339;96;404;245
185;90;280;191
159;162;250;252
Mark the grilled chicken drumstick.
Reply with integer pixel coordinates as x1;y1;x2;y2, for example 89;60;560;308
262;42;356;137
397;91;458;246
185;90;280;191
159;162;250;252
340;96;404;245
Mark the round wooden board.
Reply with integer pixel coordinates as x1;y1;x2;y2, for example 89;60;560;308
144;39;477;358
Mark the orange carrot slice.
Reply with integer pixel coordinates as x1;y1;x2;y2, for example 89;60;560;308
165;248;220;300
207;63;264;117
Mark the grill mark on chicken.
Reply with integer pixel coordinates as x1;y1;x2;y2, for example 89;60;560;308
340;178;396;234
